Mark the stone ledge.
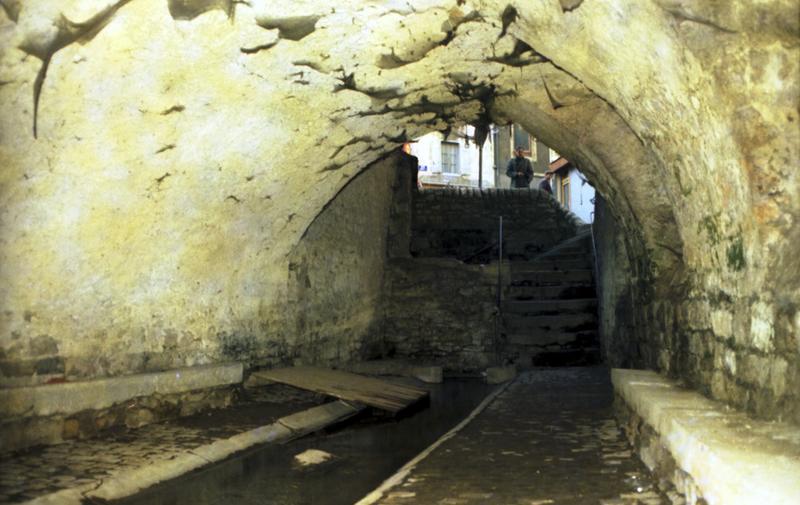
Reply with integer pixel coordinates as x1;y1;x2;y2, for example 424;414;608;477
0;363;243;419
20;400;363;505
612;368;800;505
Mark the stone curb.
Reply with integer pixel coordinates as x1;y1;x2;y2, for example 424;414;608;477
355;376;516;505
1;363;244;419
612;368;800;505
22;400;364;505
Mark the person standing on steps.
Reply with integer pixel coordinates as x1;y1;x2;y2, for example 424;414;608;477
506;146;534;189
538;171;553;194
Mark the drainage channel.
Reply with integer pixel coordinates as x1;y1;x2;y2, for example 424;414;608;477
113;379;495;505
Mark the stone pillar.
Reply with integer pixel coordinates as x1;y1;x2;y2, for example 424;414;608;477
387;152;416;258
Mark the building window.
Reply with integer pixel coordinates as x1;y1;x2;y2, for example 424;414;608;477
441;142;460;174
560;175;571;209
512;125;531;154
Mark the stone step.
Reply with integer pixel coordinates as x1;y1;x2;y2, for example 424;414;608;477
533;251;592;261
503;298;597;315
506;248;590;262
505;330;598;346
500;346;601;368
531;347;602;366
511;258;593;272
503;312;597;333
507;284;596;300
543;245;590;254
509;269;594;285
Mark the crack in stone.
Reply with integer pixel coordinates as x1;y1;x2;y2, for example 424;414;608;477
487;39;547;67
559;0;584;13
155;172;171;185
669;11;738;33
541;75;564;110
256;15;322;41
186;449;215;466
241;40;278;54
499;5;518;39
167;0;234;21
160;105;185;115
18;0;134;138
155;143;176;154
0;0;20;22
655;241;684;260
80;477;105;503
655;2;738;33
376;48;415;70
292;60;325;72
330;135;373;160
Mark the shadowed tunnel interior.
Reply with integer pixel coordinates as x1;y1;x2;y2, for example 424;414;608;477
0;0;798;503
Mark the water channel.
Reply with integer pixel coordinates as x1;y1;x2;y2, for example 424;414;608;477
115;379;495;505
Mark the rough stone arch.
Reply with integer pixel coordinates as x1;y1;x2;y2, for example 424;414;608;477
0;0;797;421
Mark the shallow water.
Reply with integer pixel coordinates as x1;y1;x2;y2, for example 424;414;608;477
115;379;495;505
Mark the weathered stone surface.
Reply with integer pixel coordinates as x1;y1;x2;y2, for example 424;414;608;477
0;362;242;418
346;360;443;383
613;368;800;505
0;0;797;424
278;400;363;434
381;257;498;371
485;365;517;384
293;449;333;467
411;188;581;261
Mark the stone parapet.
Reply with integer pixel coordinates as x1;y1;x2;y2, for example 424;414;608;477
0;363;242;418
411;188;581;261
0;363;243;453
612;368;800;505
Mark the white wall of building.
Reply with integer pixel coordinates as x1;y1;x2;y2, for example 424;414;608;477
411;128;495;188
569;166;596;223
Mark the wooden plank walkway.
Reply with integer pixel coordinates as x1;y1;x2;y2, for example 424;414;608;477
250;366;429;414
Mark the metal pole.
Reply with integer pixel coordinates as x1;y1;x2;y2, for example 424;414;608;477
495;215;503;363
478;142;483;190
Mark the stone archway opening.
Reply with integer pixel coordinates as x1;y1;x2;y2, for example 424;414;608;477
0;1;798;501
2;0;797;421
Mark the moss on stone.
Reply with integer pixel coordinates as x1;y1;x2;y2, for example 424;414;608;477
726;237;746;272
699;216;721;245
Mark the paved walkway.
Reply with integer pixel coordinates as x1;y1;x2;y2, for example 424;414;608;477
373;368;669;505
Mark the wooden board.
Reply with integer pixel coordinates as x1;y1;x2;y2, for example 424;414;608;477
251;366;429;414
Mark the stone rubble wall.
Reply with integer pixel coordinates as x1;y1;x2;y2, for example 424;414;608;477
381;257;499;372
612;368;800;504
596;195;800;425
381;187;582;371
1;385;236;454
278;155;399;367
410;188;581;261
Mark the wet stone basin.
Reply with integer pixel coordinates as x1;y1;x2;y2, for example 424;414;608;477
115;368;667;505
114;379;495;505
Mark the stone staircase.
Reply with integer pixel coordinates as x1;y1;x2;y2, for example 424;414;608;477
501;229;600;366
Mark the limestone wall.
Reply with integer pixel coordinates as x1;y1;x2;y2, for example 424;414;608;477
411;188;581;261
596;196;800;424
282;157;398;366
0;140;398;383
383;187;582;370
382;257;498;371
0;0;797;423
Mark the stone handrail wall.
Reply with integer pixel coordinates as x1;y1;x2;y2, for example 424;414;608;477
411;188;583;261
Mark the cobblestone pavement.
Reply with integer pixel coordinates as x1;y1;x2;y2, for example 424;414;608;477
0;386;320;504
375;368;671;505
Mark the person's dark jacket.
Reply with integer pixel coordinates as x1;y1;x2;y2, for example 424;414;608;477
538;177;553;194
506;157;533;188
